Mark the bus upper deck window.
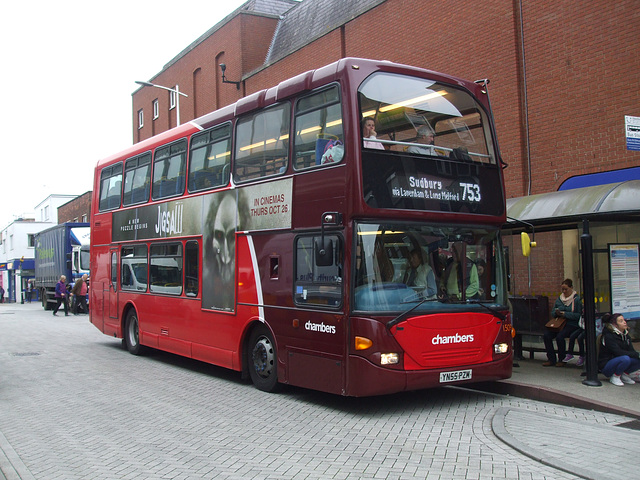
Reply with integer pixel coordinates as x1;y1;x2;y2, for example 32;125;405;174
294;85;344;170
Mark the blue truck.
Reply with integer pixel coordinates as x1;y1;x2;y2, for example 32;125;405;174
34;222;90;310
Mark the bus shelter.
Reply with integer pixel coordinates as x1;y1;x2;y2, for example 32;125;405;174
504;180;640;370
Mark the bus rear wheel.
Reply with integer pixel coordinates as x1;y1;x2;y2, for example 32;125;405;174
124;309;143;355
248;325;279;392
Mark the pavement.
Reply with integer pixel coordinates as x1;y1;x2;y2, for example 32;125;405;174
470;351;640;420
1;301;640;480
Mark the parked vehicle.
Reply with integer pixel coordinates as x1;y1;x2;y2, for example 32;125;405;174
35;223;90;310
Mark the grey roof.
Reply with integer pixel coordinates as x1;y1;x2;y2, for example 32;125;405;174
265;0;387;66
246;0;299;16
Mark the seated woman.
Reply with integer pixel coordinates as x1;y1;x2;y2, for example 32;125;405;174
542;278;582;367
361;117;385;150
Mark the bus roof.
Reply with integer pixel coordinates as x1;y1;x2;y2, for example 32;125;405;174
95;58;482;170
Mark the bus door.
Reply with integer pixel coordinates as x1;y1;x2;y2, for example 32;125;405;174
108;249;119;320
286;233;346;394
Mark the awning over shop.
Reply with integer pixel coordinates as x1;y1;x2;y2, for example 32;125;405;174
506;180;640;229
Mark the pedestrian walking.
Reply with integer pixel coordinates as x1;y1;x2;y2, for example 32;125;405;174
71;274;89;315
53;275;69;316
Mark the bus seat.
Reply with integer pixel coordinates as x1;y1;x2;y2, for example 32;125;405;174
315;138;330;165
194;170;217;189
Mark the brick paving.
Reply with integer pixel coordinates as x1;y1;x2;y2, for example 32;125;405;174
1;303;637;479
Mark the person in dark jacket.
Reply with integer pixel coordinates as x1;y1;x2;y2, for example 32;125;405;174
598;313;640;386
53;275;69;317
542;279;582;367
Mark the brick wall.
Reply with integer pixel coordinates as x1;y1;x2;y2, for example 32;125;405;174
58;192;92;224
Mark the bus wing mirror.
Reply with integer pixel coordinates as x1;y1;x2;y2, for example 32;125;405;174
315;238;334;267
316;211;342;266
520;232;537;257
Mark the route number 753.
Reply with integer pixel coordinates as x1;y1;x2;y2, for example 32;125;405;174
460;183;481;202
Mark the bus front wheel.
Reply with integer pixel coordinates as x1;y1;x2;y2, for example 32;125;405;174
247;325;279;392
124;310;143;355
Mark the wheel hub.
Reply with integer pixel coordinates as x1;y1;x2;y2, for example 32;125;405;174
252;337;274;378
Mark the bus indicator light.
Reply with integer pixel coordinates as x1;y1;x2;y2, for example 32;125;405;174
355;336;373;350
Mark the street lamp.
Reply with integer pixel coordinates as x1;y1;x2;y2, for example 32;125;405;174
135;81;188;126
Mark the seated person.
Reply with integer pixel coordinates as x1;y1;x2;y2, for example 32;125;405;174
362;117;385;150
408;126;437;155
440;243;479;300
598;313;640;386
403;248;437;299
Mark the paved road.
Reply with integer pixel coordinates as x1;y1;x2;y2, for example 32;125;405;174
0;303;637;479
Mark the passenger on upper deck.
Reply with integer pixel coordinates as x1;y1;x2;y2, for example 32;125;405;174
402;248;437;300
407;126;437;156
362;117;385;150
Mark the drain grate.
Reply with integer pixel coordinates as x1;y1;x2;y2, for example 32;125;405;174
10;352;41;357
616;420;640;431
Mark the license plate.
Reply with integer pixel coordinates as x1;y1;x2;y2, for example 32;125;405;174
440;369;472;383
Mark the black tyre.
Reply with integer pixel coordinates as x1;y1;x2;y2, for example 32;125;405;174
247;325;279;392
124;309;143;355
42;289;50;310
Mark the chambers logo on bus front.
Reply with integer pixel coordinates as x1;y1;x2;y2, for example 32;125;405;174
305;321;336;334
432;333;474;345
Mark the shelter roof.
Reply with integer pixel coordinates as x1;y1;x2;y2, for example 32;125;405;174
506;181;640;230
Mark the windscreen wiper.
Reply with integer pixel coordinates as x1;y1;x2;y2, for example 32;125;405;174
466;300;507;321
386;297;440;331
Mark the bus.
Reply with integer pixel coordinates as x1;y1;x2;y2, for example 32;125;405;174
90;58;512;396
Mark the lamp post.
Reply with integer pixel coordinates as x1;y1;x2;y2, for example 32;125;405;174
135;81;188;126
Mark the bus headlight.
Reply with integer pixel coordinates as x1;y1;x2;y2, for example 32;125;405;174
381;353;399;365
494;343;509;354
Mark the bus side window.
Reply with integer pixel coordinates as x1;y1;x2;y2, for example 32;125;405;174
294;235;342;307
188;124;231;193
99;163;123;211
123;153;151;206
150;243;183;295
294;85;344;170
152;140;187;200
234;103;290;183
185;241;199;297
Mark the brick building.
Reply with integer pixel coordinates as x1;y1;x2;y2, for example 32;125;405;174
131;0;640;324
57;191;92;224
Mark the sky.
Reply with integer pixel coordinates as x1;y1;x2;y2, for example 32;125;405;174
0;0;249;229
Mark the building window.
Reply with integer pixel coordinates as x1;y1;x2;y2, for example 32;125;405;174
28;234;35;247
82;214;87;222
9;234;14;251
138;109;144;129
153;99;159;120
170;87;177;110
44;205;50;221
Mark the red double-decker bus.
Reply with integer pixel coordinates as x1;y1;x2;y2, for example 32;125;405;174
90;58;512;396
